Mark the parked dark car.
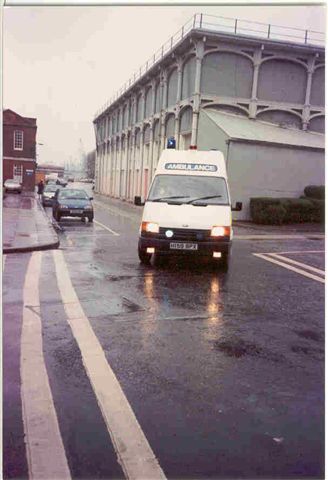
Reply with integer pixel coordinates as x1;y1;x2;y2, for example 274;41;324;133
4;178;22;193
52;188;94;222
42;184;61;206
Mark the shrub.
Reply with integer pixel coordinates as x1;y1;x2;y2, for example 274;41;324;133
304;185;325;199
250;197;324;224
250;198;286;224
281;198;315;223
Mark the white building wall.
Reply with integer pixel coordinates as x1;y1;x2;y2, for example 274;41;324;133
228;142;325;220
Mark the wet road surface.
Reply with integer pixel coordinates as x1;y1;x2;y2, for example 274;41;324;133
3;184;325;479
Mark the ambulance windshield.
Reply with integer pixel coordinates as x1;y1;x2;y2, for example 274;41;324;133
148;175;229;205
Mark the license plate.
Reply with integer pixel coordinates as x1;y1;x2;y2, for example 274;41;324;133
71;209;83;214
170;242;198;251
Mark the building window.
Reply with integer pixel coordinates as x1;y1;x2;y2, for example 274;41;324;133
14;130;24;150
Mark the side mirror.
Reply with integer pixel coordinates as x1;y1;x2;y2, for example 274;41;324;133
231;202;242;212
89;197;93;200
134;196;145;206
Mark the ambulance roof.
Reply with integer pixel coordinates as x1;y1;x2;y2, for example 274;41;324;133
155;150;227;178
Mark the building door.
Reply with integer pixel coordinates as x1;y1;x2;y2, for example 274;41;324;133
13;164;23;182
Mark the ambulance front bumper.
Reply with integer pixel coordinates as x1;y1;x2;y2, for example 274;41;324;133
139;232;231;255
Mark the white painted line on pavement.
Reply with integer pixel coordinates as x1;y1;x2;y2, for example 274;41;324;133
94;219;120;236
236;234;324;240
53;249;166;480
268;253;325;276
253;252;325;284
270;250;324;255
21;251;71;479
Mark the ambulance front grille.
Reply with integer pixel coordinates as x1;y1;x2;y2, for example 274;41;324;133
158;227;212;241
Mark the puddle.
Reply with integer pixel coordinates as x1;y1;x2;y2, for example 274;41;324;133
295;329;323;342
213;338;262;358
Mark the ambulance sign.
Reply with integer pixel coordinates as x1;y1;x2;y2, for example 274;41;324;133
165;163;218;172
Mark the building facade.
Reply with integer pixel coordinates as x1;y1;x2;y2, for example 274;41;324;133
3;109;37;191
93;14;325;219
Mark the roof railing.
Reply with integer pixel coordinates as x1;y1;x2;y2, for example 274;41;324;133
94;12;325;119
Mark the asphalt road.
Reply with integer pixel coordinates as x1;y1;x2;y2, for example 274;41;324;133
3;183;325;479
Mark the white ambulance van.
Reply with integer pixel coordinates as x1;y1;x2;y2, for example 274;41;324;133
135;145;242;269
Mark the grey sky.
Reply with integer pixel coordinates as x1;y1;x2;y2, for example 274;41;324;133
3;4;326;167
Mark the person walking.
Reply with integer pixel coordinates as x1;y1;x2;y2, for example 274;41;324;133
37;180;44;201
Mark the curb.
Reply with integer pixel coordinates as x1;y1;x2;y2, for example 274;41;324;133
3;239;60;255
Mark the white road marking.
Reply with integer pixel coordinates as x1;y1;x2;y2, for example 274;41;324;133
21;251;71;479
270;250;324;255
53;249;166;480
94;219;120;236
253;252;325;284
268;253;325;276
236;234;324;240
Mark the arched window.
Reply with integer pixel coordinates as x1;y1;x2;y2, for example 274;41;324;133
165;114;175;138
145;87;152;118
182;57;196;100
167;69;178;107
310;67;325;107
258;59;307;104
154;82;162;113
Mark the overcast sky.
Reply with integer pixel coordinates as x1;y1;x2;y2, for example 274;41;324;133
3;3;326;167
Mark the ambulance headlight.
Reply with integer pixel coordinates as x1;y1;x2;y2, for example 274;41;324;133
211;226;231;237
142;221;159;233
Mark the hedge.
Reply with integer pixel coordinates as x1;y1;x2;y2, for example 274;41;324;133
304;185;325;200
250;196;324;224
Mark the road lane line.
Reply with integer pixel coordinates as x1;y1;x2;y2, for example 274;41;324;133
53;249;166;480
21;251;71;479
253;253;325;284
268;253;325;276
94;219;120;236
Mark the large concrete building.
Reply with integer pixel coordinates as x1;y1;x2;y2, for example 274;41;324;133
93;14;325;219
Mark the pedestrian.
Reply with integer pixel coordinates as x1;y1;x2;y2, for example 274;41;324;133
37;180;44;200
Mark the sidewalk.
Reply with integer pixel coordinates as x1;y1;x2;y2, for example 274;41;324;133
3;192;60;254
94;193;325;239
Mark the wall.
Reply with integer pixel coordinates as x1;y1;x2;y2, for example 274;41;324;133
227;142;325;220
3;159;36;191
197;110;228;158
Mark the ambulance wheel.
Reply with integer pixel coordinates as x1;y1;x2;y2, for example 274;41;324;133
213;252;229;271
220;253;230;271
138;247;151;265
153;252;164;266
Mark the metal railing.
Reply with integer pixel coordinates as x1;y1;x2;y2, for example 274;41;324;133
94;12;325;119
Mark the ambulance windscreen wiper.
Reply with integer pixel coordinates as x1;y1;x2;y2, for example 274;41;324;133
186;195;222;204
150;196;189;202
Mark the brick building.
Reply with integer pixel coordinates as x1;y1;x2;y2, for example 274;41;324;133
3;109;37;191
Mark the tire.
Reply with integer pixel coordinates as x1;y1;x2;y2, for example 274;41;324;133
55;211;61;222
138;247;151;265
88;215;94;223
221;253;229;271
212;252;230;271
153;252;165;267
